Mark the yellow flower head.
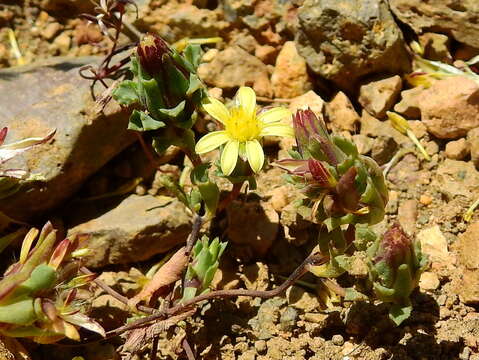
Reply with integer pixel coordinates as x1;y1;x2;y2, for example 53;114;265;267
195;87;293;176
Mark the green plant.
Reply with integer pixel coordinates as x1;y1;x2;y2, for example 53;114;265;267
0;223;104;343
367;223;428;325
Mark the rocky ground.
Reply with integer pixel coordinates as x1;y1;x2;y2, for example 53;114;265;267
1;0;479;359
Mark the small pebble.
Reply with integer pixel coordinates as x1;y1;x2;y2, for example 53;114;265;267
254;340;267;354
419;194;433;206
332;334;344;346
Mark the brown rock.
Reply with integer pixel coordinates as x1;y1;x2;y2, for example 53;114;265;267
227;200;279;256
360;111;408;145
352;134;373;155
255;45;277;65
468;127;479;168
397;199;418;235
41;22;62;40
459;270;479;304
419;77;479;139
416;225;449;264
241;262;269;291
458;222;479;269
359;75;402;119
286;286;321;312
445;138;469;160
326;91;360;131
371;135;398;165
198;46;273;97
68;195;192;268
409;120;427;139
389;0;479;48
419;33;452;62
280;202;312;247
136;3;227;42
394;87;423;118
419;271;440;291
271;41;313;98
432;159;479;199
289;90;325;117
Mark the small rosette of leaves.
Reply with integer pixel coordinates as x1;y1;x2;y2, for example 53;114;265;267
182;236;227;301
277;109;388;230
367;223;428;325
112;33;206;154
0;222;104;343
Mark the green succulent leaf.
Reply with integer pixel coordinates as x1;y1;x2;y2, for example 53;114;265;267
0;297;36;325
112;80;139;106
158;101;186;119
128;110;166;131
182;44;202;70
389;303;412;326
186;74;203;96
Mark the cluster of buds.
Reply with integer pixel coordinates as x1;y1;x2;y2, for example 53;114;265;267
0;222;104;343
367;223;428;325
278;109;388;231
277;109;388;278
0;127;55;199
182;236;227;302
113;33;206;154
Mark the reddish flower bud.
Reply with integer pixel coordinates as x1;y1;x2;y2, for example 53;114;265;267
308;159;335;188
137;33;171;77
374;223;412;268
293;109;328;154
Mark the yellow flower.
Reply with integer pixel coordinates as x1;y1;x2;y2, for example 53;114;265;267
195;87;293;175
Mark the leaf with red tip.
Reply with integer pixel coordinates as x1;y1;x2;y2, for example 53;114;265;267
0;128;7;146
49;238;71;270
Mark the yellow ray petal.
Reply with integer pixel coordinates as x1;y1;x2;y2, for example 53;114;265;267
258;107;292;124
236;87;256;117
221;140;239;176
203;98;230;124
245;139;264;173
195;131;229;154
260;123;294;138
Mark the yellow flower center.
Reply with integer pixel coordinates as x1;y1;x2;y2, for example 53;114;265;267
224;107;262;142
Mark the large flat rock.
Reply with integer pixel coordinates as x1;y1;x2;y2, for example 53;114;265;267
0;57;135;220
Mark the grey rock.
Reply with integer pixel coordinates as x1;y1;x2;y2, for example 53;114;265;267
279;306;298;332
295;0;410;92
68;195;192;268
0;57;135;220
390;0;479;48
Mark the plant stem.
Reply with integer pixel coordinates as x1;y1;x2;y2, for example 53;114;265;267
185;214;203;257
80;267;156;314
217;181;244;211
107;253;326;335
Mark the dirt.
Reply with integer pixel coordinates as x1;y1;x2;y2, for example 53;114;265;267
1;0;479;360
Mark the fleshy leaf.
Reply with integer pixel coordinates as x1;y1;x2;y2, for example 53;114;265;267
112;80;140;106
128;110;166;131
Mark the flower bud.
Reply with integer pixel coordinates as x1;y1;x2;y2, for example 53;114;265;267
367;223;428;324
182;236;227;301
137;34;172;78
